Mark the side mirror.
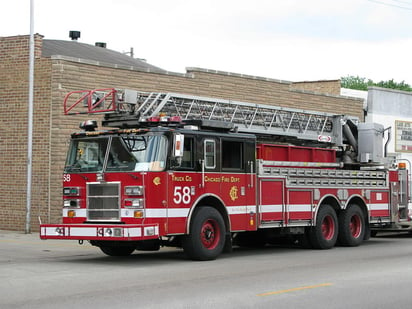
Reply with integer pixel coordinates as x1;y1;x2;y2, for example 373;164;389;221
171;133;184;167
174;133;184;157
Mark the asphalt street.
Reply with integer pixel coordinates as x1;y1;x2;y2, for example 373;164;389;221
1;230;412;308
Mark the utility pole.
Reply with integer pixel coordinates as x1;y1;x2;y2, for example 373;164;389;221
26;0;34;234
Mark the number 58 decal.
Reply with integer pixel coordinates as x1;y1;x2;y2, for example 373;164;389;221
173;186;192;205
63;174;71;182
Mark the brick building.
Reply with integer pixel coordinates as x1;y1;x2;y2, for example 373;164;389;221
0;34;363;232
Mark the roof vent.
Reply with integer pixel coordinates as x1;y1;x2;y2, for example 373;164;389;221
69;31;81;41
95;42;107;48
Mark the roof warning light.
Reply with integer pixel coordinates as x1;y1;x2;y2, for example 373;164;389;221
80;120;97;131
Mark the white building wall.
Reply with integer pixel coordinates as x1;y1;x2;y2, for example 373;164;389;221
365;87;412;166
341;87;412;165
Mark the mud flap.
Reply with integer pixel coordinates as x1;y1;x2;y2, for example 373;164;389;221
223;232;233;253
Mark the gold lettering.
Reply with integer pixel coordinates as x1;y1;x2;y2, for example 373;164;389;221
171;175;193;182
171;175;185;182
205;176;221;182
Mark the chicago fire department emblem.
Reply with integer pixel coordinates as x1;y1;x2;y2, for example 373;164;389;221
229;186;238;201
153;177;161;186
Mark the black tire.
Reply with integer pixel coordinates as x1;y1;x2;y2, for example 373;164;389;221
99;246;135;256
338;204;365;246
182;207;226;261
309;204;338;249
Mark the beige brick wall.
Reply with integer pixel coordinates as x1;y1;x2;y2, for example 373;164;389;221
0;34;52;231
291;80;342;96
0;35;363;231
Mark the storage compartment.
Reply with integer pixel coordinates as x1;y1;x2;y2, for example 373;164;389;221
257;144;336;163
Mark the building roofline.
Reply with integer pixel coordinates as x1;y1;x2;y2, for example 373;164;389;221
50;55;188;77
186;67;293;84
368;86;412;95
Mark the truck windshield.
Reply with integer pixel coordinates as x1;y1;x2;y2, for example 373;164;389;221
65;135;168;173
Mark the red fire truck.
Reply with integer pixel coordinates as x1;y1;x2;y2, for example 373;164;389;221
40;88;411;260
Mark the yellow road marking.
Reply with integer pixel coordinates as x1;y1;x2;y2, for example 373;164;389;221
257;283;333;297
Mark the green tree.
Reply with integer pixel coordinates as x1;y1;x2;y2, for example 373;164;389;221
374;79;412;91
341;75;412;92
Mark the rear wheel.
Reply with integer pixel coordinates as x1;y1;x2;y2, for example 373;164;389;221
338;204;365;246
309;204;338;249
99;246;135;256
182;207;226;261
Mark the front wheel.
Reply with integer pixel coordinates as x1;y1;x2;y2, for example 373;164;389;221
182;207;226;261
338;204;365;246
309;204;338;249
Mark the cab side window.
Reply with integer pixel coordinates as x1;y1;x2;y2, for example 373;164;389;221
181;137;194;169
204;139;216;169
222;140;243;170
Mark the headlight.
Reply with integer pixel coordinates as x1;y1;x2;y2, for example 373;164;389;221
63;187;80;196
63;199;80;207
125;186;144;196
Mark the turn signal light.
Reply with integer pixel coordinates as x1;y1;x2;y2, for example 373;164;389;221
399;162;407;169
67;210;76;218
134;210;144;218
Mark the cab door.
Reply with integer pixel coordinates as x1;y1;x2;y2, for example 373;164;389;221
221;138;257;231
167;135;199;235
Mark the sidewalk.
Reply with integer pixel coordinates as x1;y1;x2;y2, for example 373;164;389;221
0;229;94;252
0;229;39;238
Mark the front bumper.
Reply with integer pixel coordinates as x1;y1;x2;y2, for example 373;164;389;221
40;224;159;241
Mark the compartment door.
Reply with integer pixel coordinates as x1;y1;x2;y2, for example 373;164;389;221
258;179;284;224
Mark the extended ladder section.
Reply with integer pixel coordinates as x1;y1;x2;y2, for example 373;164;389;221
64;88;359;146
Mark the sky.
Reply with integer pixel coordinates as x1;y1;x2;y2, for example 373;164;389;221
1;0;412;83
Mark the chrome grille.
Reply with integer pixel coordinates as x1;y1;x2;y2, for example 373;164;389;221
87;182;120;221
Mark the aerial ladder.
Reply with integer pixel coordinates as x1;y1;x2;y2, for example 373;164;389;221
64;88;362;151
